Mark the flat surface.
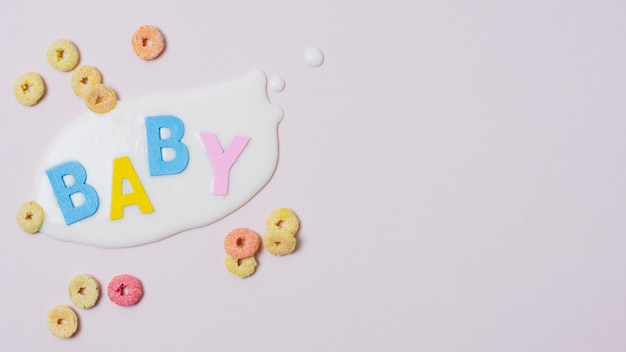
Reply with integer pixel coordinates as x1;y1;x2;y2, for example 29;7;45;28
1;0;626;350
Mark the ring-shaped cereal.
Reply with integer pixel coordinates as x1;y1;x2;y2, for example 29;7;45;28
132;25;165;60
263;229;297;256
46;305;78;339
225;254;257;278
71;66;102;97
84;84;117;114
107;274;143;306
13;72;45;106
68;274;100;309
16;200;44;234
224;228;261;259
47;39;79;72
266;208;299;234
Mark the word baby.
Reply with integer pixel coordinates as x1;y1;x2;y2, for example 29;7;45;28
45;115;250;225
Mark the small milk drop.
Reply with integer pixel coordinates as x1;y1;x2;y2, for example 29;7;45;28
269;77;285;92
304;48;324;67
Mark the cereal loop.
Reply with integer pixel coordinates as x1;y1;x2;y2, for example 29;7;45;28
266;208;299;235
13;72;45;106
224;228;261;259
71;66;102;97
68;274;100;309
263;229;297;256
16;200;44;234
107;274;143;306
47;39;79;72
46;305;78;339
225;254;257;278
84;84;117;113
132;25;165;60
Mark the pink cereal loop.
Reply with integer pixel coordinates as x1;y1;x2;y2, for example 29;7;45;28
224;227;261;259
107;274;143;306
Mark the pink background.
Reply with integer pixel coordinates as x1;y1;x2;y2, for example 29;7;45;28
2;0;626;350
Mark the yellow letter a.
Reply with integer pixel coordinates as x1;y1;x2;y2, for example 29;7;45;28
110;156;154;220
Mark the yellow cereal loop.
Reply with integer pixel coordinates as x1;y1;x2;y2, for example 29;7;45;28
266;208;299;234
84;84;117;113
263;229;297;256
71;66;102;97
16;200;44;234
13;72;45;106
68;274;100;309
225;254;257;278
47;39;79;72
46;305;78;339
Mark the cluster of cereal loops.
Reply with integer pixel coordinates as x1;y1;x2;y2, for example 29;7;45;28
16;200;45;234
263;208;299;256
224;228;261;278
62;53;117;113
131;25;165;60
46;274;143;338
222;208;300;278
14;27;164;108
12;38;117;113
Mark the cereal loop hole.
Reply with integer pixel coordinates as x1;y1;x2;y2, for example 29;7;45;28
236;237;246;248
116;284;130;296
57;318;67;325
21;83;32;93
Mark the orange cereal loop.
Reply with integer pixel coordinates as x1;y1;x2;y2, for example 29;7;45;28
84;84;117;114
266;208;299;235
16;200;44;234
47;39;79;72
13;72;45;106
225;254;257;278
46;305;78;339
224;228;261;259
132;25;165;60
263;229;297;256
71;66;102;97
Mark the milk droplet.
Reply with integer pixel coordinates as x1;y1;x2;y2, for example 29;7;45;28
269;76;285;92
304;48;324;67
